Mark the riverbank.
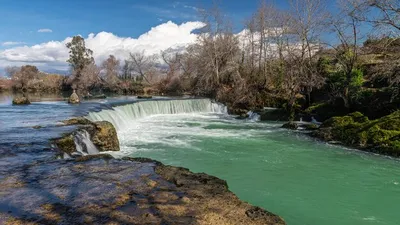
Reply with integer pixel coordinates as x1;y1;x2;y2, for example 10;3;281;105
0;155;284;225
312;111;400;157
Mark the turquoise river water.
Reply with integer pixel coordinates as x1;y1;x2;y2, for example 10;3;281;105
86;99;400;225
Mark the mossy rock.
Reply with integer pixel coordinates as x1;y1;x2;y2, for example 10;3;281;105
54;134;75;154
62;117;93;126
303;102;349;122
12;97;30;105
55;119;120;154
68;92;80;104
282;122;299;130
259;108;290;121
304;124;319;130
91;121;120;152
315;111;400;156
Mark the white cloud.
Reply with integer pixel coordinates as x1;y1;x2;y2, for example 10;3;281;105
0;21;204;71
2;42;26;46
38;28;53;33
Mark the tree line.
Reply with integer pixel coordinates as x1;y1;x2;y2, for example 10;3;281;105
2;0;399;119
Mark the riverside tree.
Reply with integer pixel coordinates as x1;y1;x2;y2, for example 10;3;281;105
101;55;121;91
66;36;95;94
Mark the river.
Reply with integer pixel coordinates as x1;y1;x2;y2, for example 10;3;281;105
1;94;400;225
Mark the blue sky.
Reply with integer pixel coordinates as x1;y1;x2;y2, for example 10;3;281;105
0;0;293;48
0;0;354;73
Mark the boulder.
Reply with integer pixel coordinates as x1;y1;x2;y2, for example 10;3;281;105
314;111;400;156
68;90;80;104
91;121;120;152
54;118;120;155
282;122;299;130
54;134;76;154
12;96;30;105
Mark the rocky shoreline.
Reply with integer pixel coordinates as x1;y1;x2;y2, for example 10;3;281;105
0;155;285;225
0;116;285;225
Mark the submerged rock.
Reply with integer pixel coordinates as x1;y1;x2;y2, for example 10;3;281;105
0;156;285;225
12;96;30;105
68;90;80;104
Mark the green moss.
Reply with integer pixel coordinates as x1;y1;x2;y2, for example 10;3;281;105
62;117;93;126
304;124;319;130
317;111;400;156
54;135;75;154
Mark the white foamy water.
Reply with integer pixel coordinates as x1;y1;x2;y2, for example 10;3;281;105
86;98;278;157
74;130;100;155
87;99;227;131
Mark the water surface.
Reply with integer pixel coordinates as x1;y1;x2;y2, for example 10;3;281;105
94;109;400;225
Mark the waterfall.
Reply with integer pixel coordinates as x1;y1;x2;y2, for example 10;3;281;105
73;130;100;156
87;99;227;131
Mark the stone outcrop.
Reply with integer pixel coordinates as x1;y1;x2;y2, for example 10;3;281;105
12;96;30;105
68;90;80;104
54;117;120;155
0;156;286;225
91;121;120;152
313;111;400;156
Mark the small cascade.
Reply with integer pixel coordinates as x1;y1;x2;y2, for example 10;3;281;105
73;130;100;155
247;111;261;122
87;99;227;131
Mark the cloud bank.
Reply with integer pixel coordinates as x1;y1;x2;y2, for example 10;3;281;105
0;21;204;71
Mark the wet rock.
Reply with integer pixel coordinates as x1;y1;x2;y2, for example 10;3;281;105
303;123;319;130
62;117;93;126
259;108;290;121
137;95;153;99
91;121;120;152
53;134;75;154
12;96;30;105
228;107;249;119
282;122;299;130
32;125;42;129
55;118;120;154
68;90;80;104
0;157;285;225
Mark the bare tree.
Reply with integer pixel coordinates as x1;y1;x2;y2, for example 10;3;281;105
346;0;400;33
10;65;39;91
161;49;182;79
129;51;157;84
196;1;240;94
327;1;363;108
101;55;120;90
69;62;100;93
288;0;328;107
